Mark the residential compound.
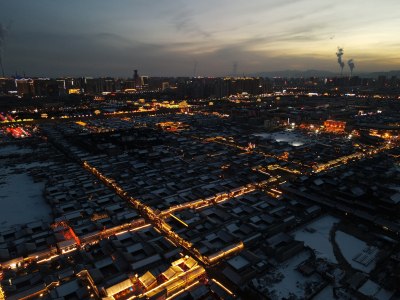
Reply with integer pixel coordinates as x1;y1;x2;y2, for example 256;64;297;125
1;93;400;300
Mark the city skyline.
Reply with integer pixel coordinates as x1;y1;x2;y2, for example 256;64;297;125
1;0;400;77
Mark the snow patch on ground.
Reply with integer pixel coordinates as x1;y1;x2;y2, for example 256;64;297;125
0;167;52;227
253;130;309;147
335;231;377;273
293;215;339;263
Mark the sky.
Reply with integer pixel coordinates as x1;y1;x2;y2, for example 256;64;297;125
1;0;400;77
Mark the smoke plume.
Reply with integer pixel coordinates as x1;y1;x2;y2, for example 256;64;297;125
336;47;345;75
348;59;355;76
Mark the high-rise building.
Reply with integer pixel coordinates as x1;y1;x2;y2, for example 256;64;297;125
162;82;170;91
133;70;140;89
0;78;16;95
377;76;387;89
141;76;149;89
16;79;34;97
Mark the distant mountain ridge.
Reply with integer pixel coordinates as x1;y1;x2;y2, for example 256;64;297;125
255;69;335;78
254;69;400;78
359;70;400;78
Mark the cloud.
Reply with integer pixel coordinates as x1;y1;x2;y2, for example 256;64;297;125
171;8;211;38
95;32;133;45
2;0;400;76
